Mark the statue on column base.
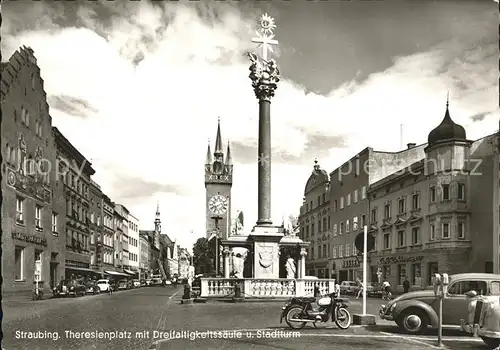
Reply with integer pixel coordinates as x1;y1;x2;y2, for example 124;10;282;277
232;249;247;278
286;255;296;279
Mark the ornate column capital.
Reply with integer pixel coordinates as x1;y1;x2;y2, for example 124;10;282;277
248;56;280;102
300;247;308;256
222;247;231;256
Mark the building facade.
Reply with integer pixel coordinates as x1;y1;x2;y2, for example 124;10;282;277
53;127;96;280
114;204;129;271
298;160;331;278
139;233;150;279
160;234;179;278
328;151;370;282
2;46;66;294
139;204;162;275
89;180;103;276
102;194;115;273
367;102;494;292
128;212;140;275
205;119;233;240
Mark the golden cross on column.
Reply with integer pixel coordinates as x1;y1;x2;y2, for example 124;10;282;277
251;13;279;61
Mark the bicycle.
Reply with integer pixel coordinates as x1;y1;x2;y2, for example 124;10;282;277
382;290;393;301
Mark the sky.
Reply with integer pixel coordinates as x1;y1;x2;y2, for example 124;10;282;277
2;0;498;252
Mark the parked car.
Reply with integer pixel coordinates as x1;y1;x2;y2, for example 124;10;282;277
132;279;141;288
150;276;163;286
118;279;129;290
145;279;152;286
362;282;383;297
96;279;112;292
67;279;87;297
340;281;358;295
85;280;100;295
53;280;70;297
140;279;147;287
380;273;500;334
460;292;500;349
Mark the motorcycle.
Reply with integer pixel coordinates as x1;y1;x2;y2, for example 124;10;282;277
280;292;352;330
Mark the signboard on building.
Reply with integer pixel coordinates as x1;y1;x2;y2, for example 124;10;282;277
342;259;360;269
379;255;423;265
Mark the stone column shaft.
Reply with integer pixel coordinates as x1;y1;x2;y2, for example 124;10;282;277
257;99;272;225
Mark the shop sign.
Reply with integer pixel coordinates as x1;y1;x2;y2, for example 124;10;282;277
342;259;360;268
379;255;423;265
11;231;47;246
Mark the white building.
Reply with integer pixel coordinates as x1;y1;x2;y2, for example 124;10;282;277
128;212;140;275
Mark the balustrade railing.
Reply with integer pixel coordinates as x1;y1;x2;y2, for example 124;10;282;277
200;278;336;298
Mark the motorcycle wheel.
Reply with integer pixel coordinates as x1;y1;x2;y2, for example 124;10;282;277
334;307;352;329
285;306;307;330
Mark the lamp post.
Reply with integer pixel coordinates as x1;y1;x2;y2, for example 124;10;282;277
211;215;222;275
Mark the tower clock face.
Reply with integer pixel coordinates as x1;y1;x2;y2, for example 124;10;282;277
209;195;228;215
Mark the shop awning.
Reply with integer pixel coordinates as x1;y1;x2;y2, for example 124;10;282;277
66;266;95;273
105;270;125;276
124;269;137;275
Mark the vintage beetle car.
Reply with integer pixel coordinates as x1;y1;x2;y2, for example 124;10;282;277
379;273;500;334
460;292;500;349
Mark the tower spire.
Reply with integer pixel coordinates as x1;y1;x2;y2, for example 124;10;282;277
155;201;161;233
225;140;232;165
205;138;212;164
214;117;223;155
446;91;449;108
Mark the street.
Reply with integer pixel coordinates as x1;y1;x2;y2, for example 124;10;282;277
2;288;488;350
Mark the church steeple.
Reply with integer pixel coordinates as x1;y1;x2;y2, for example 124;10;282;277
154;201;161;234
225;140;232;165
205;139;212;164
214;117;223;156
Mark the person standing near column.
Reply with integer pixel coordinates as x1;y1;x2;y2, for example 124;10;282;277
403;278;410;294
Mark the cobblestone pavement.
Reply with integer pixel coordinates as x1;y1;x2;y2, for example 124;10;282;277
2;290;488;350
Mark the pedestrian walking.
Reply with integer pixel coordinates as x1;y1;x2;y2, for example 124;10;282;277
356;281;364;299
403;279;410;294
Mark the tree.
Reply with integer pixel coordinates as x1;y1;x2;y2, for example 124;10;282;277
193;238;214;274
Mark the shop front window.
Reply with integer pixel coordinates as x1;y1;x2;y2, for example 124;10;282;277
412;263;421;286
382;265;391;281
428;262;438;285
398;264;407;285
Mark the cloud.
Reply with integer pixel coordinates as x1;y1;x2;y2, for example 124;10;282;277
110;176;192;200
47;94;98;118
2;1;496;251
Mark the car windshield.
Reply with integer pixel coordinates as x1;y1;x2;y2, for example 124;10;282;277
97;280;108;283
349;282;357;286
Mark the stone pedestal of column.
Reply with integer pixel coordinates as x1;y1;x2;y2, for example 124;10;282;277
353;314;377;325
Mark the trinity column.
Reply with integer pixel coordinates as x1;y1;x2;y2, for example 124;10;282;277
248;14;280;226
247;14;283;279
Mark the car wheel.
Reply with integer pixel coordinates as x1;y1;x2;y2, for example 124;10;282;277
481;337;500;349
396;308;429;334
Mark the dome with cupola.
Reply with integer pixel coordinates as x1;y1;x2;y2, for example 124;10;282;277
427;99;467;147
304;159;329;195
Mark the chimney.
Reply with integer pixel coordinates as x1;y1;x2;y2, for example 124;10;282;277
407;143;416;149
